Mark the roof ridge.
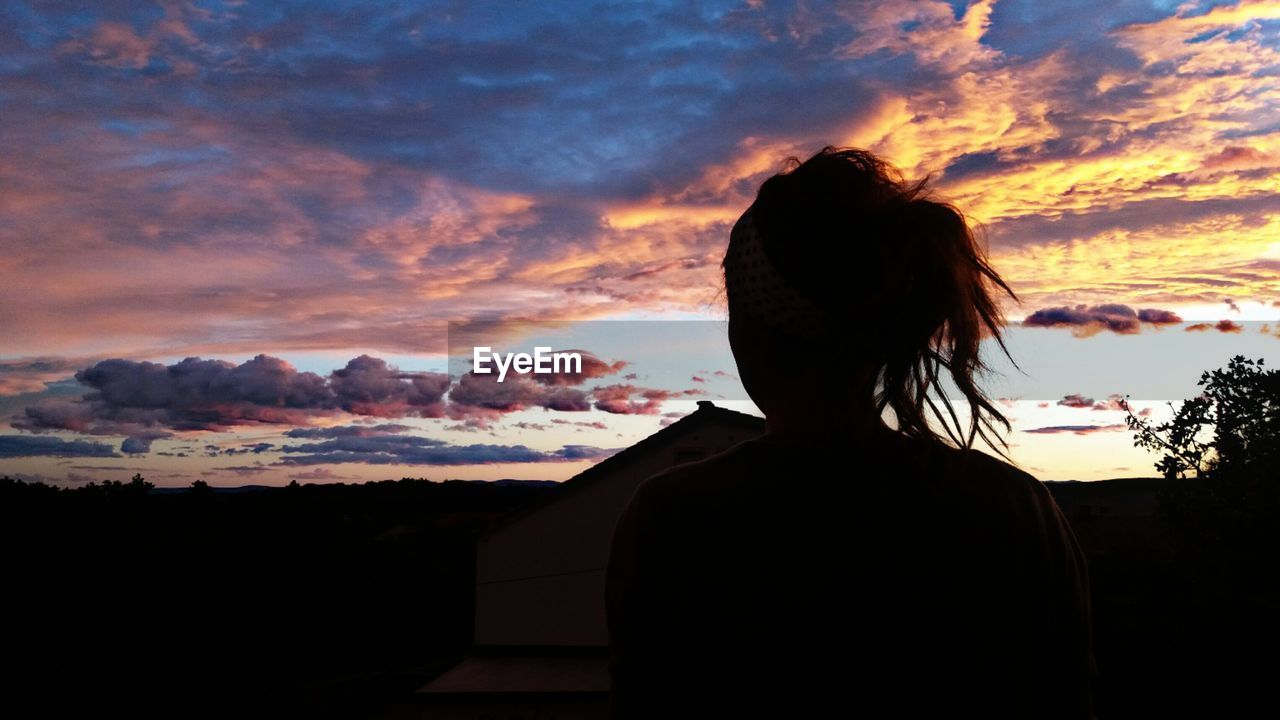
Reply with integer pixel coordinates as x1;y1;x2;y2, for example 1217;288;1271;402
477;402;764;539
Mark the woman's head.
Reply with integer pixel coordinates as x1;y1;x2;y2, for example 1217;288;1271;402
722;146;1016;452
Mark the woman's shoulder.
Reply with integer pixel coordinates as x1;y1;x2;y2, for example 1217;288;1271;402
625;430;1059;518
933;441;1075;538
630;437;767;504
874;432;1060;521
611;440;766;548
957;444;1045;491
972;447;1060;508
909;434;1045;491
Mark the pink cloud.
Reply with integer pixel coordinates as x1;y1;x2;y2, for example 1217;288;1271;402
1024;305;1183;336
1185;320;1244;333
591;384;704;415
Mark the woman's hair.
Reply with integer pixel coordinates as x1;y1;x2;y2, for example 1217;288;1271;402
723;146;1017;454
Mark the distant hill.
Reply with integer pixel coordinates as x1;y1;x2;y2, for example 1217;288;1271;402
1045;476;1190;518
142;478;561;494
149;483;275;495
447;478;560;488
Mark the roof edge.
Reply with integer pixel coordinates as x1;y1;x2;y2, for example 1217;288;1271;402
477;402;763;540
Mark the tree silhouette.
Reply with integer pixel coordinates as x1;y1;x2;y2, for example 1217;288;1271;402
129;472;154;493
1125;356;1280;553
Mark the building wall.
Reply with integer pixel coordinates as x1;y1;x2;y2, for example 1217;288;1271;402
474;418;759;647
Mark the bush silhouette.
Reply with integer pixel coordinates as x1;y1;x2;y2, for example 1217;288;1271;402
1125;355;1280;557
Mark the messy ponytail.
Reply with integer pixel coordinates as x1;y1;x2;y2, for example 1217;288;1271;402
726;146;1017;454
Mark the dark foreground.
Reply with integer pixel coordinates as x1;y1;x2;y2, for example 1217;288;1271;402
1;476;1276;718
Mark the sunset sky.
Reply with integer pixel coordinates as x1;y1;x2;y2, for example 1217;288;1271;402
2;0;1278;486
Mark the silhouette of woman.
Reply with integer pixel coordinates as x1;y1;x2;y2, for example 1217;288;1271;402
606;147;1096;718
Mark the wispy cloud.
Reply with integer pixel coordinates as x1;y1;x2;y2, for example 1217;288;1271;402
277;434;619;466
1023;424;1129;436
0;435;120;458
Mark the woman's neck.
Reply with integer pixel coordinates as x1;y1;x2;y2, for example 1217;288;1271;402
762;391;888;444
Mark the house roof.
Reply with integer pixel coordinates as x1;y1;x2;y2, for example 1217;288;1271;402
480;401;765;540
419;653;610;695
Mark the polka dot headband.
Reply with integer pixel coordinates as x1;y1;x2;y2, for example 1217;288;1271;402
723;207;827;339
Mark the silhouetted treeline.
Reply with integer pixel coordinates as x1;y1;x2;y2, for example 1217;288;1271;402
4;470;1279;717
1090;356;1280;717
1058;477;1280;718
0;475;557;719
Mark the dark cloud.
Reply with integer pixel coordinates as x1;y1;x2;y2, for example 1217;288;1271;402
1136;309;1181;325
219;464;271;476
1215;319;1244;334
979;0;1172;58
283;423;412;439
278;433;617;466
1056;393;1128;411
83;355;331;413
0;435;120;458
1186;320;1244;333
13;399;101;434
217;442;275;456
1022;424;1128;435
13;355;448;442
446;372;592;415
122;430;174;454
1023;304;1183;335
553;445;618;461
10;353;675;455
330;355;448;417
